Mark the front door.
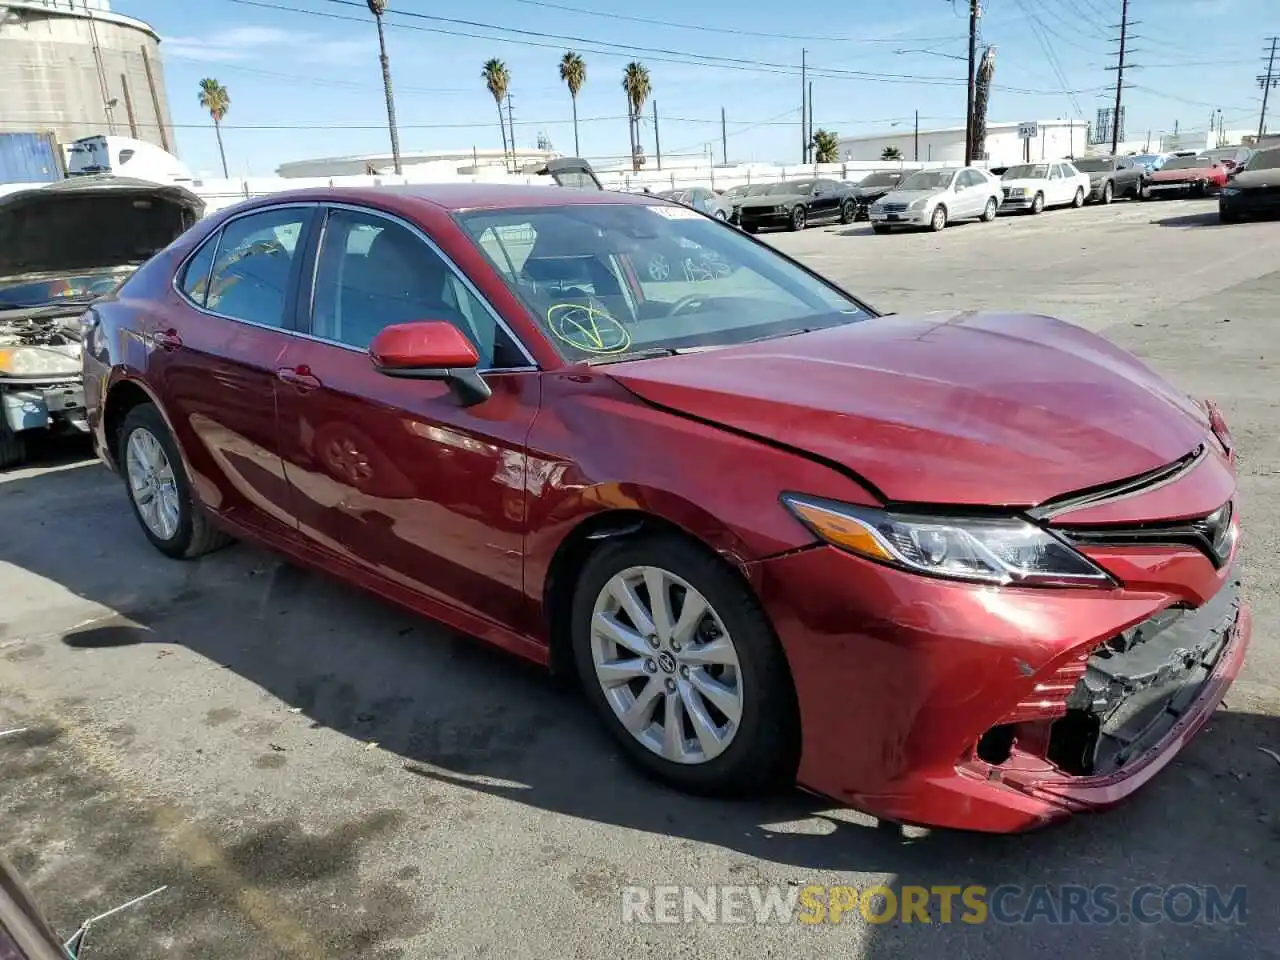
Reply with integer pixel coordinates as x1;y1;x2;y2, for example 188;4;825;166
149;204;316;539
273;204;541;634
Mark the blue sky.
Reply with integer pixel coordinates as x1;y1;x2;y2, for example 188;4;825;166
122;0;1274;176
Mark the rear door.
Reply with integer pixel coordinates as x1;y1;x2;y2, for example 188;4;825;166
273;203;542;633
150;203;317;538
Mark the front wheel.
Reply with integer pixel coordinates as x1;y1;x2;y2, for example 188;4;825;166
981;197;998;222
1073;186;1085;208
119;403;232;559
0;420;26;470
929;205;948;232
789;206;807;231
1102;181;1114;204
571;534;800;796
839;200;855;224
1030;192;1045;215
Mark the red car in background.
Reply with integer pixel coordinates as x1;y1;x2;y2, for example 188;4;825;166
1144;154;1231;197
82;184;1248;833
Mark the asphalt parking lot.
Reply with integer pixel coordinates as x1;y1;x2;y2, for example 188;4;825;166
2;197;1277;959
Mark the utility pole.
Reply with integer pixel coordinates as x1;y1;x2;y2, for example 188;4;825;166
1106;0;1133;156
1259;37;1278;140
506;94;515;171
964;0;979;165
801;48;808;162
914;109;919;161
721;106;728;164
653;100;662;170
808;81;814;163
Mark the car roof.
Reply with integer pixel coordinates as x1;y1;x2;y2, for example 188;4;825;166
225;183;661;214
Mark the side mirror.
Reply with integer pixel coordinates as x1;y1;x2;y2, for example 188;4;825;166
369;320;492;406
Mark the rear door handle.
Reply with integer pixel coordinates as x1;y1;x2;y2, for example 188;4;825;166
153;328;183;350
277;365;322;390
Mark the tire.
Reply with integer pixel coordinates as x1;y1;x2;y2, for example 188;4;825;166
1073;186;1086;208
1030;192;1045;215
929;204;948;232
839;200;855;224
714;210;727;220
789;206;807;231
1131;179;1145;199
981;197;998;222
871;224;890;234
0;420;26;470
570;533;800;796
119;403;232;560
1101;181;1114;204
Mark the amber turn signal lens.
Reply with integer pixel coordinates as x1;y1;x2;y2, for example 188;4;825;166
786;500;894;562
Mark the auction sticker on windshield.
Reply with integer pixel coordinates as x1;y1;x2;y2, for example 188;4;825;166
648;205;703;220
547;303;632;353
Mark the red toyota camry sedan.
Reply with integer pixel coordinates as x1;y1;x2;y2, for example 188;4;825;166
82;184;1249;833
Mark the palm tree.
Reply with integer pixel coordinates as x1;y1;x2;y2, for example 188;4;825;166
559;51;586;156
881;145;903;160
367;0;402;174
197;78;230;178
973;46;996;162
811;129;840;164
622;61;651;172
483;58;512;171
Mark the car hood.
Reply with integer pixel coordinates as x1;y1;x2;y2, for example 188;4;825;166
876;188;943;205
1230;168;1280;189
0;175;204;281
1000;177;1049;191
1150;166;1217;181
739;194;808;209
606;311;1210;507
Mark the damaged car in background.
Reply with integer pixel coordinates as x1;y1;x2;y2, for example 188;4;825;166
0;176;203;467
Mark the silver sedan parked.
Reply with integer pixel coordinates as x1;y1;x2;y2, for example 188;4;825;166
655;187;733;220
868;166;1002;232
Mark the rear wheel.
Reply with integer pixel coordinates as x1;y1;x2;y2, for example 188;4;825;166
570;534;800;795
929;205;948;232
119;403;232;559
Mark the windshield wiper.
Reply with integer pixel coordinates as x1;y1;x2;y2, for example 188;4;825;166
583;346;721;366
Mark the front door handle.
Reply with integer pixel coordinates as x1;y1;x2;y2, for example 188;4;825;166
153;328;183;351
277;365;322;390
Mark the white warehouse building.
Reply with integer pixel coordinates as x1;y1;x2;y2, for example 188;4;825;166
839;119;1090;166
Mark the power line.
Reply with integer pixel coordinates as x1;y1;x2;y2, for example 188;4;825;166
1014;0;1087;117
493;0;959;45
218;0;1097;95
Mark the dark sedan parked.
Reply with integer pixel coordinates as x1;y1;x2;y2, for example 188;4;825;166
847;170;907;220
1219;146;1280;222
737;178;857;232
1072;155;1146;203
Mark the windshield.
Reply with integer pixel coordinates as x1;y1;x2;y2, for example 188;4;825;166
898;170;954;191
457;203;870;363
1003;164;1049;180
1244;148;1280;171
1162;156;1212;171
859;172;901;187
764;180;815;195
1072;158;1114;173
0;269;128;309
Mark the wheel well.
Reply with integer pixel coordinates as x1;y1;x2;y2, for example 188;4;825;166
542;510;730;675
102;380;152;465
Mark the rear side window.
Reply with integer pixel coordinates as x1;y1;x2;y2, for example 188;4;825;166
204;207;310;328
178;233;218;307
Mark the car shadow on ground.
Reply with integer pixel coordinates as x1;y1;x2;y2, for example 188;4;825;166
2;460;1277;956
1153;211;1233;229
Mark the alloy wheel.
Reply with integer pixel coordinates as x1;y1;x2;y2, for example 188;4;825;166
791;206;807;230
589;565;743;765
931;205;948;231
125;427;181;541
1103;181;1113;204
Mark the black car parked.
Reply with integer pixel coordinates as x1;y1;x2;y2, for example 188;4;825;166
736;178;858;232
1219;146;1280;222
1072;155;1146;203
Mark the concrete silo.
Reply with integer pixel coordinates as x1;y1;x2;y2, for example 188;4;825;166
0;0;177;154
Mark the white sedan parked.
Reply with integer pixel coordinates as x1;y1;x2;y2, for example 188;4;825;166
999;161;1091;214
868;166;1003;232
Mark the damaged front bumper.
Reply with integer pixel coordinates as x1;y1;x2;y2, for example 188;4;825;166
0;375;87;436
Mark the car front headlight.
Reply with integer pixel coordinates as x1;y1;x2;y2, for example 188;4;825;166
0;345;81;377
908;197;930;210
782;494;1114;587
1008;187;1026;197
